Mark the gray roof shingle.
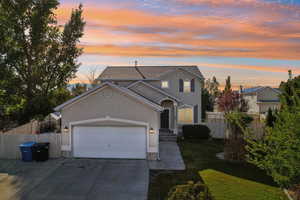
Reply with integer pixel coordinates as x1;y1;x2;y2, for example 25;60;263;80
98;66;204;80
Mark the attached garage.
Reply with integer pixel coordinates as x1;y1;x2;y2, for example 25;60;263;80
55;82;162;160
73;126;147;159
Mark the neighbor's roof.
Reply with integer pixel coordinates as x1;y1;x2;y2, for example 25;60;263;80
54;82;164;112
242;86;281;94
98;65;204;80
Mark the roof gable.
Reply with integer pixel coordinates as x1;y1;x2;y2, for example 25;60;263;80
54;82;163;111
242;86;281;95
127;81;181;103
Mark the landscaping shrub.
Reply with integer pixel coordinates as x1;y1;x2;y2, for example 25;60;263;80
167;181;210;200
183;125;211;140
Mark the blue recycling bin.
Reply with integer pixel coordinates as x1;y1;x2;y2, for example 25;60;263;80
19;141;36;162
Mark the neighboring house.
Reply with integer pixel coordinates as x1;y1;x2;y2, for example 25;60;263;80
54;65;204;160
241;86;281;114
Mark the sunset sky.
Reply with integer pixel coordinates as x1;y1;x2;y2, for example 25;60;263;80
57;0;300;88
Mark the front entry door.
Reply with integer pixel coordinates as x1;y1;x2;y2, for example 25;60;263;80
160;109;169;129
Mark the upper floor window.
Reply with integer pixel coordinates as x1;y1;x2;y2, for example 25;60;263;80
184;81;191;93
161;81;169;88
179;79;195;93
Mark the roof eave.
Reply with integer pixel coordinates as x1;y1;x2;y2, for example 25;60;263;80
54;82;163;112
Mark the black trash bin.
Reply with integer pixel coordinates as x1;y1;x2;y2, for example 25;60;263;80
19;142;36;162
33;143;50;162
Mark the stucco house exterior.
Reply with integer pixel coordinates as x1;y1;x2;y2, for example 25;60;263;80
241;86;281;114
55;65;204;160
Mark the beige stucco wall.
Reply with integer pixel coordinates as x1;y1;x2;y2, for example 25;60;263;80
244;88;280;114
148;69;202;122
60;86;159;154
244;94;259;113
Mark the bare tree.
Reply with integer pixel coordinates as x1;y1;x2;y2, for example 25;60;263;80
85;67;100;88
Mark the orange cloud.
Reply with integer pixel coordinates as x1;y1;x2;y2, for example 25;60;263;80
80;43;300;60
197;63;299;74
56;3;300;60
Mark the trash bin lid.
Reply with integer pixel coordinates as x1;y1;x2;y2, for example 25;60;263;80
20;141;36;147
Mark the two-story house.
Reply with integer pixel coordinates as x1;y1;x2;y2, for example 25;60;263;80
54;66;204;160
242;86;281;114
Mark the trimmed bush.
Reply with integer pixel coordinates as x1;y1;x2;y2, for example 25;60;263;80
167;181;210;200
183;124;211;140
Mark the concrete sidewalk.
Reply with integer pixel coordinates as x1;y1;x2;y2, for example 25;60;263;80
148;142;186;170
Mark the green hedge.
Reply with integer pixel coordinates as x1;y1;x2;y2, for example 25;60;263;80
183;124;211;140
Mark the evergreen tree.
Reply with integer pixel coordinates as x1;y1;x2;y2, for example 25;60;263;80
265;108;276;127
224;76;232;93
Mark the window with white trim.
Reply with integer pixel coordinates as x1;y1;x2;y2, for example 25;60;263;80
161;81;169;88
184;81;191;92
178;107;193;124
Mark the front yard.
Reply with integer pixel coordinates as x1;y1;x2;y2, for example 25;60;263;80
148;139;288;200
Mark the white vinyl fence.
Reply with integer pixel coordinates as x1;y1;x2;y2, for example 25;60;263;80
206;112;265;139
0;133;62;159
206;112;226;139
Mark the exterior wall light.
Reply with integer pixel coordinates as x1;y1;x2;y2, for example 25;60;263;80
63;126;69;133
149;128;155;134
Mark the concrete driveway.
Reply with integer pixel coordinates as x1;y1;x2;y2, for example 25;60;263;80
0;159;149;200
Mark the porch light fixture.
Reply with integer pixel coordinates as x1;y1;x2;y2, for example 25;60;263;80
63;126;69;133
149;128;155;134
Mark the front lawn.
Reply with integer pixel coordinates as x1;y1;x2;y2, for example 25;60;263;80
200;169;287;200
148;139;287;200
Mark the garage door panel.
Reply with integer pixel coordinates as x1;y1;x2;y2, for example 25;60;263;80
73;126;146;159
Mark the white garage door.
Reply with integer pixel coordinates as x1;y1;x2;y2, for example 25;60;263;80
73;126;146;159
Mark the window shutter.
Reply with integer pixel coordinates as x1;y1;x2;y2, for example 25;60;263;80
194;105;198;123
179;79;183;92
191;79;195;92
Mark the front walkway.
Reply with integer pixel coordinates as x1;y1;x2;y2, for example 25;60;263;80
148;142;186;170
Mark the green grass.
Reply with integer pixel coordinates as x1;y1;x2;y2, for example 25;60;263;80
148;139;288;200
200;169;287;200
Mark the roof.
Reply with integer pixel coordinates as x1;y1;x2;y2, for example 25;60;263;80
242;86;281;94
99;67;144;80
54;82;164;112
98;65;204;80
242;87;264;94
127;81;182;103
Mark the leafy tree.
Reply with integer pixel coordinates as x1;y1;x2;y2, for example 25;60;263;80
205;76;220;101
217;91;240;113
201;88;213;120
0;0;85;124
246;106;300;188
71;83;88;97
202;76;220;119
279;75;300;109
246;74;300;188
